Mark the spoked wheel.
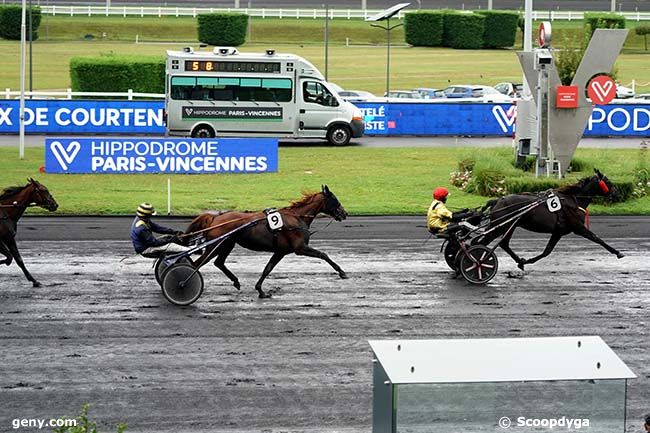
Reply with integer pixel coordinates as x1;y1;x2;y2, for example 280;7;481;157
154;256;192;286
443;241;461;270
161;263;204;306
459;245;499;285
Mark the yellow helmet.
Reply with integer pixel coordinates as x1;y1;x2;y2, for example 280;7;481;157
136;202;156;218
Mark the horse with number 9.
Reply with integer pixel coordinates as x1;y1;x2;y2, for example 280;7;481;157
184;185;349;298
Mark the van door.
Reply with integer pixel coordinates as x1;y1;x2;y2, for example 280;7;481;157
298;80;340;138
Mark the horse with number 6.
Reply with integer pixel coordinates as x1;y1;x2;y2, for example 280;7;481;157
478;169;624;270
184;185;349;298
0;179;59;287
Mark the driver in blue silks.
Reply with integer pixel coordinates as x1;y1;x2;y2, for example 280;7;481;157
130;202;190;257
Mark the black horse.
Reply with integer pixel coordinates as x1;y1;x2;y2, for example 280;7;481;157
0;179;59;287
479;169;624;270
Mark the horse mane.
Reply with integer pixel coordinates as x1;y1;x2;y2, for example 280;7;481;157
0;185;27;201
556;177;590;195
286;191;321;209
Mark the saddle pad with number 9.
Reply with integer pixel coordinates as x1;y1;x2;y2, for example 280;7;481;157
266;211;284;231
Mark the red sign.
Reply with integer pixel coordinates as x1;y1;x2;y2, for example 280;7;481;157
539;21;552;48
556;85;579;109
587;75;617;105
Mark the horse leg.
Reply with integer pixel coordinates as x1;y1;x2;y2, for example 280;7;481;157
255;252;286;298
572;226;624;258
496;227;527;270
4;237;40;287
212;240;241;290
522;232;563;266
295;245;348;279
0;240;13;266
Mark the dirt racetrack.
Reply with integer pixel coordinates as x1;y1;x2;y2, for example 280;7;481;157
1;216;648;433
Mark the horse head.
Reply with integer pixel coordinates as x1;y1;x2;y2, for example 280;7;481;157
321;185;348;221
592;169;619;202
27;178;59;211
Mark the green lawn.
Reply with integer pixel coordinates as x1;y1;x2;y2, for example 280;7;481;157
1;146;648;216
1;16;648;94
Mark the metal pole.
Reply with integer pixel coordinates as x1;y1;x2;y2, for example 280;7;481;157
386;18;390;97
324;3;329;80
235;0;240;8
19;0;26;160
28;0;32;96
488;0;493;10
610;0;616;12
361;0;366;10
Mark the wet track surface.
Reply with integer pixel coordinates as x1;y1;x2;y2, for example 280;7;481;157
1;216;648;432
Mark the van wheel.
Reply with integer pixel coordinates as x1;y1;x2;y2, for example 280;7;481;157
327;125;351;146
191;125;215;138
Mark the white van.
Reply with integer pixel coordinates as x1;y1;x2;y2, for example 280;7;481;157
165;47;364;146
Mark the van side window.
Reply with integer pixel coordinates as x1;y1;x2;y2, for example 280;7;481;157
303;81;339;107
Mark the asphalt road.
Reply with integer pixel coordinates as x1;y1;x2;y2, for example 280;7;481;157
35;0;650;13
0;134;646;149
1;216;648;432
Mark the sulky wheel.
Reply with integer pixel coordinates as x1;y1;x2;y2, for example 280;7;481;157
443;241;461;270
155;256;192;287
459;245;499;285
161;263;204;306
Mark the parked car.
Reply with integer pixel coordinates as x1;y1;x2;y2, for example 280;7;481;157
636;93;650;100
494;82;523;98
616;84;635;99
443;85;512;102
338;90;376;102
384;90;423;99
412;87;446;99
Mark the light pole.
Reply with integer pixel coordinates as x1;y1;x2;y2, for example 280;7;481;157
19;0;27;159
367;3;410;98
324;2;329;80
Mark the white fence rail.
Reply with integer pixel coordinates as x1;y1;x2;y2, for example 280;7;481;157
35;6;650;21
3;89;165;100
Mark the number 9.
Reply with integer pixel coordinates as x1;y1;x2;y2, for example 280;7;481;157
272;215;279;224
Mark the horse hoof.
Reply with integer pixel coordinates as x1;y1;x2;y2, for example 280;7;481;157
616;252;625;259
517;262;525;271
233;281;241;290
258;292;272;299
339;272;348;280
32;281;41;288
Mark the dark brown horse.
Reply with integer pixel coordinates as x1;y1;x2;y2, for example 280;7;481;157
0;179;59;287
479;169;623;270
185;185;348;298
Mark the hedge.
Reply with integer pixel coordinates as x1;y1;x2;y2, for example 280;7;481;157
0;5;41;41
442;12;486;49
404;11;444;47
583;12;626;41
197;13;248;46
636;24;650;51
475;10;519;48
70;55;165;94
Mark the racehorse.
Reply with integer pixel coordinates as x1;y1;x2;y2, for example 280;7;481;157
185;185;348;298
478;169;623;270
0;179;59;287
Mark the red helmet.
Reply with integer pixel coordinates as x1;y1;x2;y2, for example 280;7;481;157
433;187;449;201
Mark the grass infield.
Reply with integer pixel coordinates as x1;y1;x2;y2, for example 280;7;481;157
1;146;648;216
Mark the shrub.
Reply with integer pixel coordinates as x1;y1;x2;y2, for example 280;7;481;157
475;10;519;48
197;13;248;46
70;55;165;93
404;11;444;47
555;37;585;85
442;12;485;49
53;404;127;433
583;12;626;42
635;24;650;51
0;5;41;41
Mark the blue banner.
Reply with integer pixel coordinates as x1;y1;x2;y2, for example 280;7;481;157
356;102;650;137
0;100;165;134
44;138;278;174
1;99;648;137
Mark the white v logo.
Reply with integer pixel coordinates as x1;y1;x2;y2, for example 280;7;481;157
50;140;81;171
492;105;517;133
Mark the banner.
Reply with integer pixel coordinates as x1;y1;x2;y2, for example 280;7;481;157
44;138;278;174
356;102;650;137
1;100;648;137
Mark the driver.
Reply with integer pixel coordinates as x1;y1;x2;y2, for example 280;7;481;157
130;203;190;257
427;187;480;235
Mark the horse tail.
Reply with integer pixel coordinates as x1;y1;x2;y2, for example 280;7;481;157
481;198;499;214
185;213;214;235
